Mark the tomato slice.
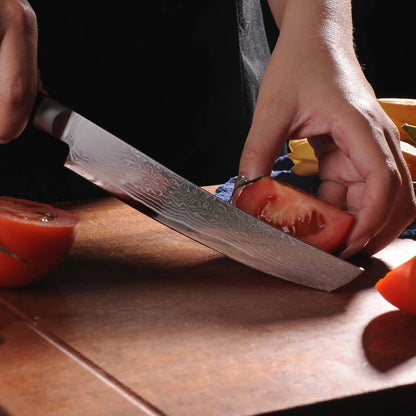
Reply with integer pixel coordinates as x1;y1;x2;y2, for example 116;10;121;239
0;196;79;287
235;177;354;253
375;257;416;315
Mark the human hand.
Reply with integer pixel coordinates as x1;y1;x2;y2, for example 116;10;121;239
237;0;416;258
0;0;39;143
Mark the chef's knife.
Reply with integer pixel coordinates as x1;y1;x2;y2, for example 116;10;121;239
32;95;363;291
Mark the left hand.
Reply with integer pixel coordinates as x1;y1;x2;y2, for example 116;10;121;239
237;0;416;258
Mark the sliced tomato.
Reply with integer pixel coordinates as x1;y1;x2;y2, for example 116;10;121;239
375;257;416;315
0;196;79;287
235;177;354;253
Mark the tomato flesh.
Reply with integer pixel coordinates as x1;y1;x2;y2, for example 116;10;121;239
375;257;416;315
259;194;326;238
235;177;354;253
0;196;79;287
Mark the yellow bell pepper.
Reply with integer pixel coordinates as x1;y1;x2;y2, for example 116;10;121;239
287;138;319;176
378;98;416;141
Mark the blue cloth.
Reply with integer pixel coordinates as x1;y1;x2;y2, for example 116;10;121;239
215;155;416;240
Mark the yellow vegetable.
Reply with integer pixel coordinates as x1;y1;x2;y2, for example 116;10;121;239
287;139;319;176
378;98;416;141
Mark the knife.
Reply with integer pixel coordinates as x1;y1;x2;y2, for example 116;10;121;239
32;95;363;291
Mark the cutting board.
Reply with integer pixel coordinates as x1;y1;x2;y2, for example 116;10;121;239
1;194;416;416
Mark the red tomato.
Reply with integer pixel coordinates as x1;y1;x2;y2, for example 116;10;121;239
0;196;79;287
375;257;416;315
235;177;354;253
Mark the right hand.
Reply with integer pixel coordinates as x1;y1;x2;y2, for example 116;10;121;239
0;0;39;143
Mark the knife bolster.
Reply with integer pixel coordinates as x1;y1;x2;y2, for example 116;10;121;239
33;96;72;139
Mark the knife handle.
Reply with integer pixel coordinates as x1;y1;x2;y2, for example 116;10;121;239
32;93;71;138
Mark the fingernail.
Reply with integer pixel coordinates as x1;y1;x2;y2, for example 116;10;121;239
339;235;371;259
235;175;249;188
231;174;264;204
230;175;248;205
231;175;250;204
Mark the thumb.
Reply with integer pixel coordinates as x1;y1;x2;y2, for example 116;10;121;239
238;101;291;180
232;103;291;204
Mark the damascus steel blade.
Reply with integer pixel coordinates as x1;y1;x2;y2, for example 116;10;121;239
32;96;363;291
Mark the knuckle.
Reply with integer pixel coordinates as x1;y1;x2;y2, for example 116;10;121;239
0;109;26;141
4;0;37;32
0;127;22;143
0;82;33;142
0;78;31;110
383;158;402;188
398;178;416;227
240;144;262;166
409;191;416;218
392;166;402;188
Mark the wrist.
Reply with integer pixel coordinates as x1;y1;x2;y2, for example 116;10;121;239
269;0;355;56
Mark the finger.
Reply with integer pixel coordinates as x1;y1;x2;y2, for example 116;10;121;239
364;182;416;256
364;129;416;255
328;120;401;257
238;94;293;181
317;179;347;209
309;135;349;208
0;0;38;143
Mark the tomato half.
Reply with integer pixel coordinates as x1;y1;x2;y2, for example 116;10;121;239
235;177;354;253
0;196;79;287
375;257;416;315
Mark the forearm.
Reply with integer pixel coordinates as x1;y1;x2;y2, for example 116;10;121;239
268;0;355;59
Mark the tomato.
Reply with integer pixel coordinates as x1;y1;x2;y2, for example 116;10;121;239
375;257;416;315
235;177;354;253
0;196;79;287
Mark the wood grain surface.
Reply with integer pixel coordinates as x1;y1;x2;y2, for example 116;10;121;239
1;195;416;416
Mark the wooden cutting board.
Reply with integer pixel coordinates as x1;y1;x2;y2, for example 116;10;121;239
1;195;416;416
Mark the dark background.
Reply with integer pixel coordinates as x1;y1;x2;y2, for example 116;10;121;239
0;1;415;202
